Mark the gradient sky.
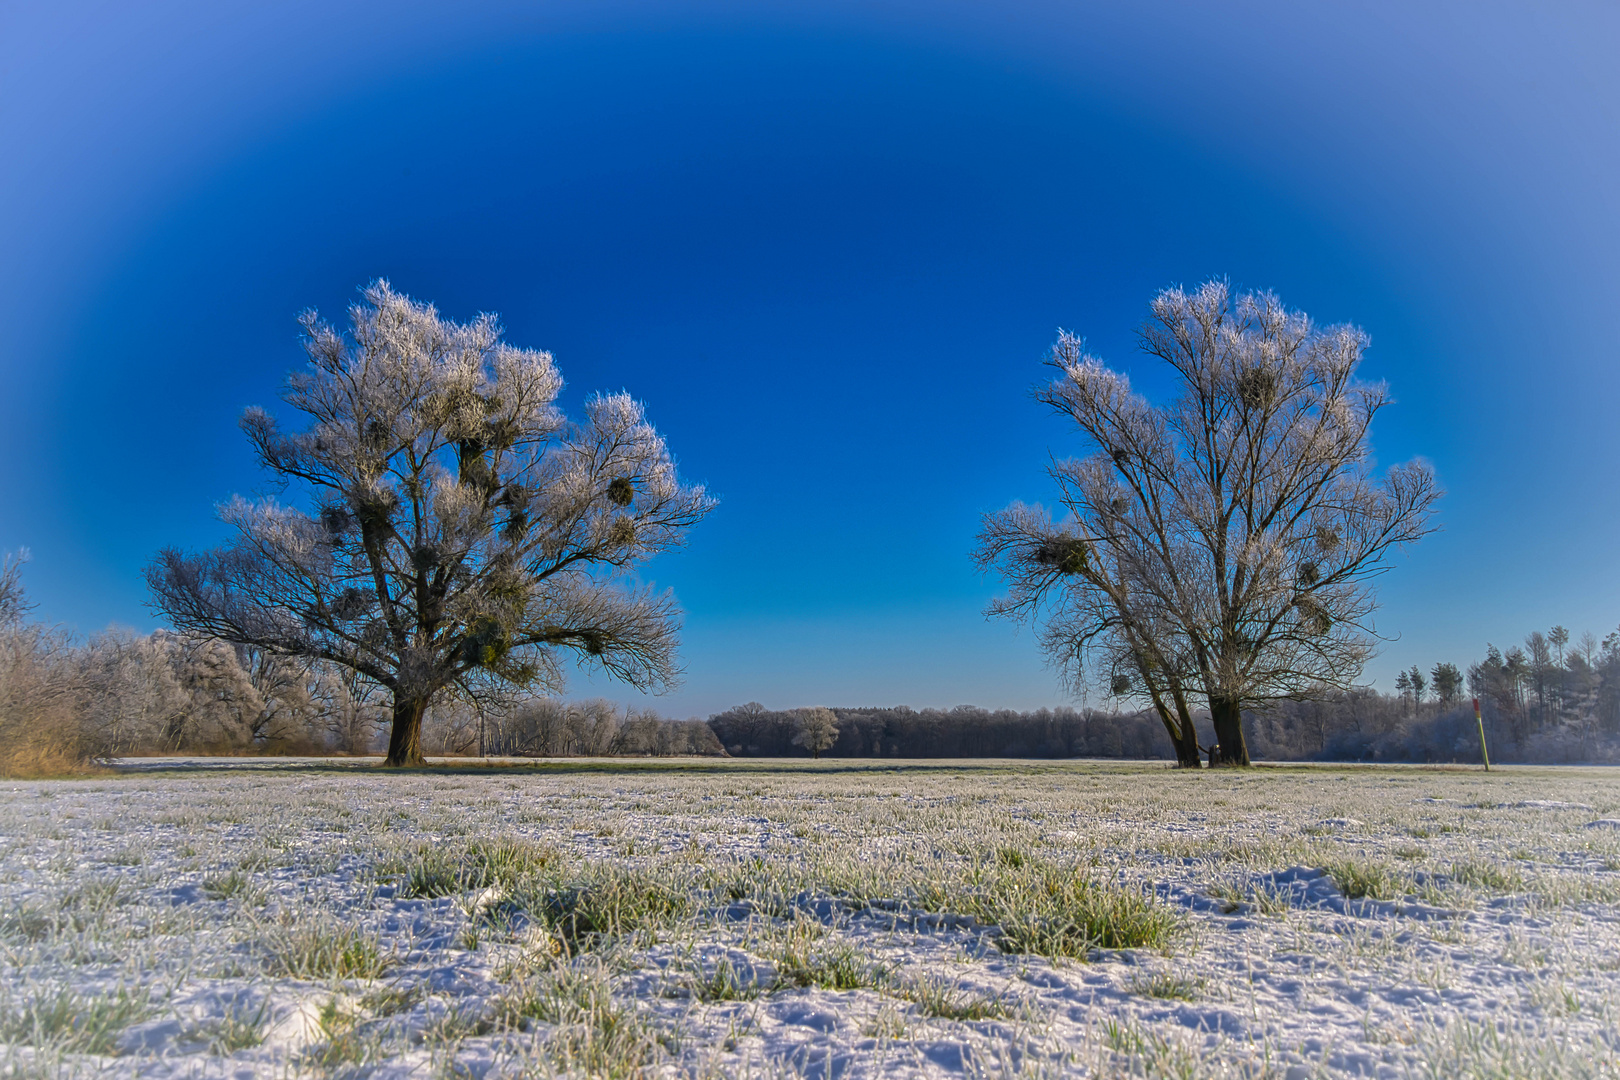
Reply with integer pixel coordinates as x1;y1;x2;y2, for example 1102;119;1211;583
4;1;1619;717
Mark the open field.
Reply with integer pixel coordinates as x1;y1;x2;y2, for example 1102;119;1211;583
1;760;1618;1078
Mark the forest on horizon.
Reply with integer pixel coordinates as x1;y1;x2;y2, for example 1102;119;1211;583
4;545;1614;767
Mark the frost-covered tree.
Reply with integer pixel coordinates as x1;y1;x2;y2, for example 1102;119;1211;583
1549;626;1570;668
148;281;715;765
976;281;1440;766
310;664;385;754
0;555;90;774
82;630;190;754
791;707;840;758
1525;630;1553;725
166;636;264;751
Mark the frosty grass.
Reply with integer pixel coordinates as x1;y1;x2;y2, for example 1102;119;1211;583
2;759;1618;1078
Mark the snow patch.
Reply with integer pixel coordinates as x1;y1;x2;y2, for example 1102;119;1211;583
6;761;1618;1079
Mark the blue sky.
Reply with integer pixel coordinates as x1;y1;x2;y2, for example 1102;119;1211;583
3;1;1619;716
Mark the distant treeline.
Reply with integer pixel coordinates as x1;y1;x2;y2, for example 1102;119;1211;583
707;703;1170;760
4;562;1618;768
0;616;725;770
702;625;1620;765
709;688;1620;765
1248;625;1620;765
483;698;721;758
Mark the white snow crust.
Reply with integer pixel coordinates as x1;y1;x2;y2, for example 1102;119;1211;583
1;759;1618;1078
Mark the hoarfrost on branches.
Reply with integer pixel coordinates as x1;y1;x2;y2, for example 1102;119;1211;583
976;281;1441;766
147;281;714;765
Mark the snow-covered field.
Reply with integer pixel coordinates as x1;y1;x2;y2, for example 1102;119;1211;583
2;759;1618;1078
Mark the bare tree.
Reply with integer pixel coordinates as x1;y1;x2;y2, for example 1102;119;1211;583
615;705;663;755
0;557;91;774
422;700;481;755
979;505;1205;767
0;551;33;629
976;281;1440;766
791;707;840;758
495;697;570;756
148;281;715;765
236;645;327;749
82;630;190;755
311;664;386;753
160;635;264;751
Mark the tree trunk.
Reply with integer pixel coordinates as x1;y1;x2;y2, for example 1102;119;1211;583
1170;689;1203;768
1208;695;1251;766
385;697;428;767
1141;662;1202;769
1147;691;1202;769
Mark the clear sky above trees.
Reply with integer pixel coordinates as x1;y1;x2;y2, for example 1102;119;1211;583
3;1;1618;716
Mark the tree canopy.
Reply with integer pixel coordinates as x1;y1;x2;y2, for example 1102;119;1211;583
148;281;714;765
976;281;1440;765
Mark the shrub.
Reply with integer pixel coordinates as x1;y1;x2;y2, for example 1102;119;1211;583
0;626;95;778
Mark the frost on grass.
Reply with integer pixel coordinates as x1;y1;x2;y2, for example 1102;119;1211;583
0;761;1618;1078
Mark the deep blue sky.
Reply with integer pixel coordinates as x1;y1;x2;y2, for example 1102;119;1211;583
4;1;1619;716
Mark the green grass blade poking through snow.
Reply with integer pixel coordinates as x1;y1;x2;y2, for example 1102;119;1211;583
963;862;1181;958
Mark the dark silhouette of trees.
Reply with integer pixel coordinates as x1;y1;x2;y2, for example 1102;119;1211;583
1430;662;1463;707
708;703;1175;760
